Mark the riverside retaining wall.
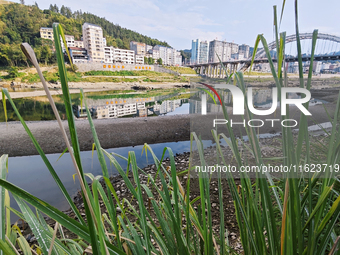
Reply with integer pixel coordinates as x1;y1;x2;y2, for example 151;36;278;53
75;62;154;72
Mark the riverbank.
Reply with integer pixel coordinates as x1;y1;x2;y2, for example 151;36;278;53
1;81;189;99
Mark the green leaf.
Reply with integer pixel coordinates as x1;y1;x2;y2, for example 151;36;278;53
17;236;32;255
0;178;125;255
1;90;7;123
13;196;53;255
0;238;16;255
1;89;85;226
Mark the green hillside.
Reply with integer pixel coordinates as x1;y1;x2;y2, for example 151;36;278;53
0;3;170;66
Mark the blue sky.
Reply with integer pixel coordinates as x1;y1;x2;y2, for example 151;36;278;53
14;0;340;50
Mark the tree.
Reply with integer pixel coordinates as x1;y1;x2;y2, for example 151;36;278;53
65;7;72;18
40;45;52;65
20;0;25;4
34;2;38;8
144;56;148;64
157;58;162;65
60;5;66;16
54;4;59;13
8;66;19;78
148;57;154;65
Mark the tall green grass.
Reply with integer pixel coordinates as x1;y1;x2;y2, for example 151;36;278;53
0;1;339;254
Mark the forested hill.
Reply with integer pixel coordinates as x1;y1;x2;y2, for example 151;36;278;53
0;2;171;66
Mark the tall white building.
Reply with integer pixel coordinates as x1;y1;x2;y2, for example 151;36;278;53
82;23;105;62
149;49;160;61
191;39;208;64
238;44;250;59
153;45;182;66
208;40;239;63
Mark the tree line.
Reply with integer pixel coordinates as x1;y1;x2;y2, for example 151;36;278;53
0;2;171;67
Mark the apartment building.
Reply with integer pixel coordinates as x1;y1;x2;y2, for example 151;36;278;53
68;47;88;63
174;51;182;66
146;45;153;52
238;44;250;59
208;40;224;63
74;40;84;48
104;46;135;64
82;22;105;62
149;49;160;60
135;55;144;65
207;40;240;62
130;41;153;56
60;35;75;51
130;41;146;55
191;39;208;64
152;45;181;66
40;28;78;52
40;27;53;40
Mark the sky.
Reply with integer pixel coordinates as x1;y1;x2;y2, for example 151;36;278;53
12;0;340;50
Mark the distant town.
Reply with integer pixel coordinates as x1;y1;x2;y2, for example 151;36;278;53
40;23;182;67
189;38;340;74
41;20;340;75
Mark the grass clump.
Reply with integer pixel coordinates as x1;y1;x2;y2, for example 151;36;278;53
164;66;197;74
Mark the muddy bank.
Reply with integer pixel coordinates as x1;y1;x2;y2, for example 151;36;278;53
0;115;190;157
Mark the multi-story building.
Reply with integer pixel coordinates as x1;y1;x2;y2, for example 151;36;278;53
152;45;182;66
104;46;135;64
238;44;250;59
74;40;84;48
61;35;75;51
68;47;88;63
40;27;53;40
130;41;146;55
174;51;182;66
130;41;153;56
208;40;224;63
40;28;78;52
231;52;245;60
231;43;239;55
153;45;168;65
135;55;144;65
208;40;240;62
82;23;105;62
146;45;153;52
149;49;160;61
191;39;208;64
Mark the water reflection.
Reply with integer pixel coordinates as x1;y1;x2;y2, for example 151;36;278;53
74;94;190;119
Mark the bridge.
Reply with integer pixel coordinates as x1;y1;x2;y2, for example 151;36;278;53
187;33;340;78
